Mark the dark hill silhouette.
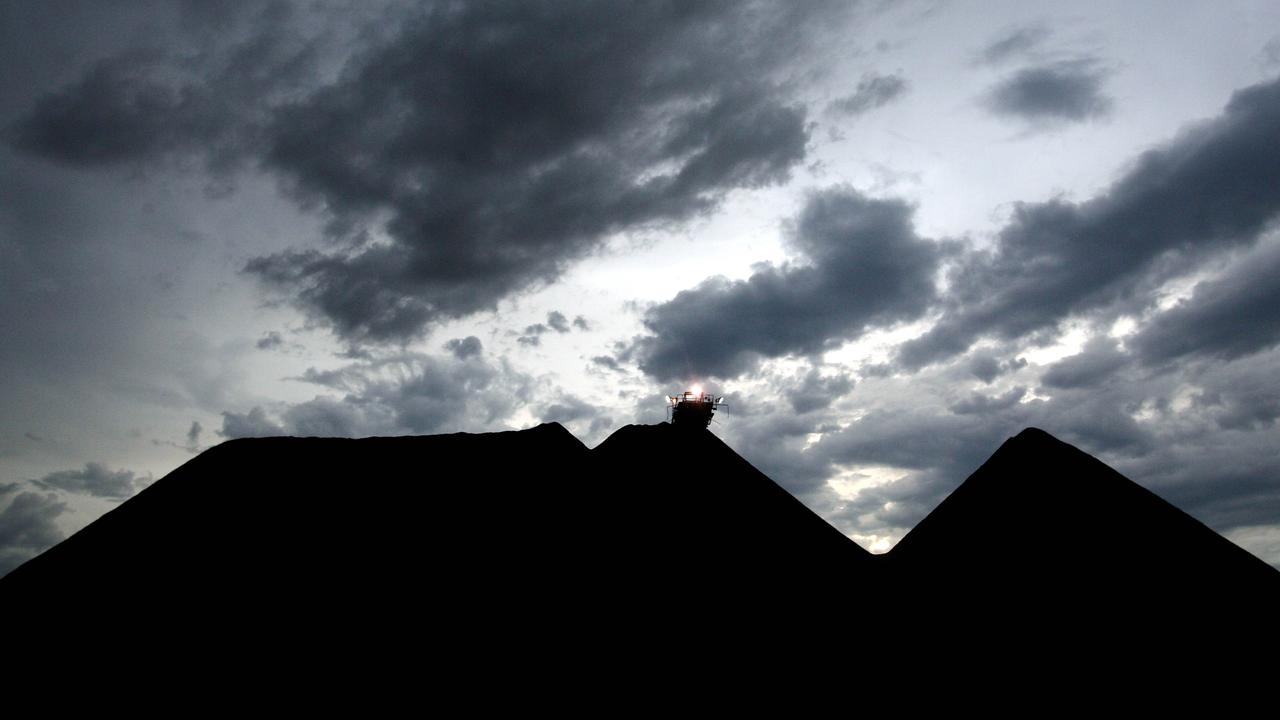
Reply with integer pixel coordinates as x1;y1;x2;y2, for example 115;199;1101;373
592;423;876;604
3;422;1276;665
1;421;878;648
884;427;1280;646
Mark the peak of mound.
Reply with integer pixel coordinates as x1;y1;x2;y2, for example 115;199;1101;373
593;423;876;577
887;426;1280;604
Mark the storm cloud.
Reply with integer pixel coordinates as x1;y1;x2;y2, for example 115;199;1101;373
1131;242;1280;366
632;188;944;381
900;75;1280;369
222;351;533;439
8;2;846;343
827;73;908;117
976;25;1051;65
8;2;321;171
241;2;840;341
0;484;67;577
983;59;1113;123
32;462;146;500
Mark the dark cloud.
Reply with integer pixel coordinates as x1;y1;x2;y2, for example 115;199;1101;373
235;2;840;341
900;76;1280;369
968;352;1026;384
546;312;571;334
8;2;842;342
0;488;67;577
826;72;908;117
519;311;585;345
31;462;145;499
444;336;483;360
10;53;187;166
224;351;533;439
788;369;855;414
186;420;203;452
632;187;944;381
949;386;1027;415
572;316;590;331
802;338;1280;553
540;396;601;427
256;331;285;350
1261;37;1280;69
1041;337;1128;389
983;59;1113;123
591;355;622;372
1132;243;1280;365
8;3;321;172
220;406;285;439
976;25;1050;65
718;405;846;502
810;374;1151;536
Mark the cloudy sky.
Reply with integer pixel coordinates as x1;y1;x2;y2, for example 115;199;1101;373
4;0;1280;575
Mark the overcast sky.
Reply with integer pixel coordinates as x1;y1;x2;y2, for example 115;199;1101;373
4;0;1280;575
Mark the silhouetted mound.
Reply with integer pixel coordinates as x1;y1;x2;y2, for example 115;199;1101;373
1;422;877;653
2;424;593;622
886;428;1280;641
4;423;1277;668
593;424;875;592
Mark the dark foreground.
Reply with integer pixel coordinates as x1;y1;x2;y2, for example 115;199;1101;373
3;423;1278;684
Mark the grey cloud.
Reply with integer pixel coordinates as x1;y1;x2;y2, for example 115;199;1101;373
788;369;855;414
225;351;533;439
239;2;841;341
1132;243;1280;365
220;406;286;439
1117;410;1280;531
1203;387;1280;432
32;462;144;499
1261;37;1280;69
10;54;184;166
0;490;68;577
444;336;483;360
969;352;1026;384
8;3;320;172
719;406;845;501
977;25;1051;65
1183;348;1280;432
521;311;575;344
900;76;1280;369
186;420;203;451
810;378;1149;535
807;342;1280;550
9;2;840;343
539;394;615;445
969;354;1002;384
281;397;373;438
572;316;590;331
540;397;598;425
949;386;1027;415
1042;337;1128;389
591;355;622;372
983;59;1113;123
546;312;570;334
827;73;908;117
256;331;285;350
632;187;944;381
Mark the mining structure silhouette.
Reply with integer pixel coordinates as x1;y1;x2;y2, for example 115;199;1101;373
3;422;1278;675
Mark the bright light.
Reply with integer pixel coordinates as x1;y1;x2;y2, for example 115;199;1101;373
690;385;703;396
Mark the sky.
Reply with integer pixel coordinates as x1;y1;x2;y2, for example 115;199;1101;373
4;0;1280;575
